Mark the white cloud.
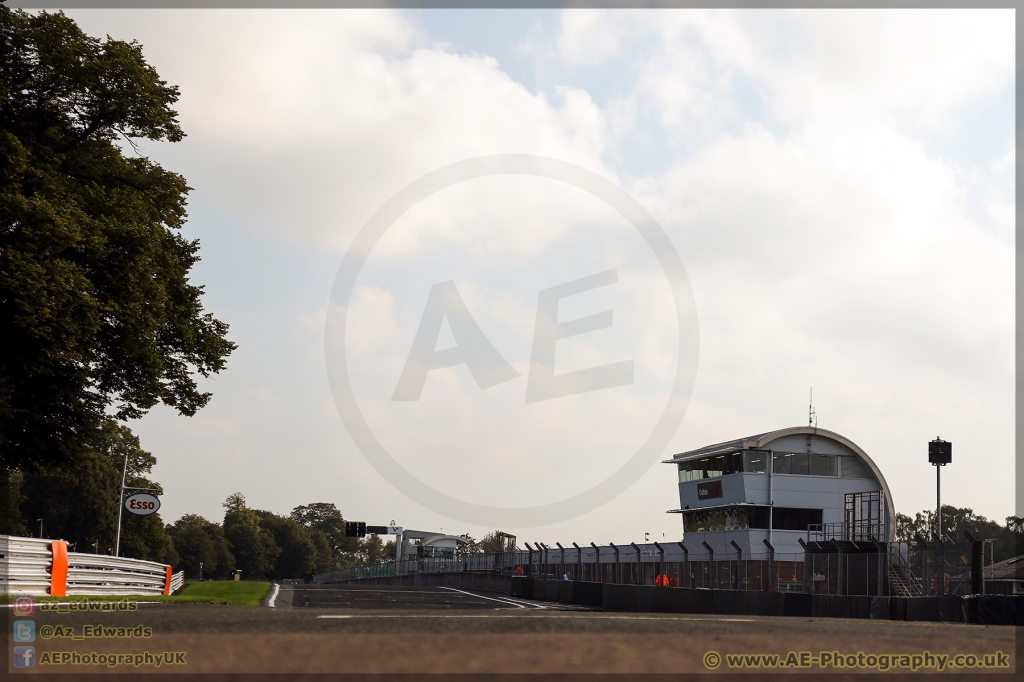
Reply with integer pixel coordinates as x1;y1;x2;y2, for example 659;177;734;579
61;8;1014;537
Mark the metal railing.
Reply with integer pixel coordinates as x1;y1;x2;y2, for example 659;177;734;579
0;536;54;595
0;534;182;596
808;522;887;543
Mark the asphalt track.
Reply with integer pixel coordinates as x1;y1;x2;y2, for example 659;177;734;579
11;584;1019;676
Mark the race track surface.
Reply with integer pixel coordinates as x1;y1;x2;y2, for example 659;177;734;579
10;584;1018;676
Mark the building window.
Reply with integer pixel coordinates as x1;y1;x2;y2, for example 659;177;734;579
772;453;836;476
678;451;837;481
743;451;767;473
677;452;742;482
682;506;823;533
771;507;824;531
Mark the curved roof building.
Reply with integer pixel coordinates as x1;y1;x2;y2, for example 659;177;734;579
666;426;894;554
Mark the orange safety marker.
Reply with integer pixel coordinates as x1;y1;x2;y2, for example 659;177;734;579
49;541;68;597
163;565;173;595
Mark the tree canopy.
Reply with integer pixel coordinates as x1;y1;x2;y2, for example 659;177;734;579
18;419;176;563
0;7;235;473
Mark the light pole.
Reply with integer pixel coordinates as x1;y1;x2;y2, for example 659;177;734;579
36;519;43;539
929;437;951;596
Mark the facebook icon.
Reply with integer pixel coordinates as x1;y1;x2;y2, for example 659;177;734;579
13;646;35;668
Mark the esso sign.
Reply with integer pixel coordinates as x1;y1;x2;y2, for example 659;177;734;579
124;493;160;516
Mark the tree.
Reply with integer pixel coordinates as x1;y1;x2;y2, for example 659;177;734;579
290;502;358;565
0;7;235;476
255;510;318;580
896;505;1018;563
359;534;386;564
168;513;235;580
222;493;278;580
479;531;515;554
18;419;175;562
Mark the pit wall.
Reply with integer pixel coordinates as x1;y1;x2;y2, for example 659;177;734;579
512;578;1021;625
331;572;1021;624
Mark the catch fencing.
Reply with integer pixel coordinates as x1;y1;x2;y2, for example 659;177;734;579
316;539;967;598
0;534;183;597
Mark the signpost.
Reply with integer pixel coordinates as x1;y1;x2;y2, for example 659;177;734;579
929;437;951;595
113;451;161;557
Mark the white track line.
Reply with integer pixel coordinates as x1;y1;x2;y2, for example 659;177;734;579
267;583;280;607
436;586;530;609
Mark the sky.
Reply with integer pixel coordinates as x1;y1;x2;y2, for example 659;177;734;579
62;8;1015;545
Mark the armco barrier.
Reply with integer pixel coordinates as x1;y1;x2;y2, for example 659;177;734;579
0;534;181;596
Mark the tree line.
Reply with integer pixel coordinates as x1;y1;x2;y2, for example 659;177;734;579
895;506;1022;563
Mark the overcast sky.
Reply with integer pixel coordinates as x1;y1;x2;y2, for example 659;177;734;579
65;8;1015;545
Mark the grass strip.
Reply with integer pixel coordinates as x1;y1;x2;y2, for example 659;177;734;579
1;581;273;606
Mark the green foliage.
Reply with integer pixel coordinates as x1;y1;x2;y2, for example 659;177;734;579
168;513;235;580
18;420;174;562
897;505;1018;563
222;493;279;580
255;510;318;579
0;7;235;474
290;501;358;566
479;530;515;554
359;534;388;564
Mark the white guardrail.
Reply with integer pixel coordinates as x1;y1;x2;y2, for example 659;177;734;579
0;534;183;596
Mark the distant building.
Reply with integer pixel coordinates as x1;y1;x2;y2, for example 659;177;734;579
397;530;470;561
666;426;895;554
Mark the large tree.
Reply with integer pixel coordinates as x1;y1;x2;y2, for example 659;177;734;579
222;493;279;580
0;7;235;475
18;419;176;563
291;502;358;565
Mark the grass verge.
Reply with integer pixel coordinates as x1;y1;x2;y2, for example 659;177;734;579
1;581;273;606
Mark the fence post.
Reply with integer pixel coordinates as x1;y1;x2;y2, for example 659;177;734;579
763;539;775;592
630;542;642;585
702;541;715;589
590;543;600;583
914;534;929;596
556;542;565;579
653;542;665;583
798;538;811;593
730;541;742;590
573;542;582;581
525;543;534;577
609;543;620;583
49;540;68;597
678;542;689;588
963;530;983;595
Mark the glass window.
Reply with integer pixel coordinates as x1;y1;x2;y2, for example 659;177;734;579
771;507;824;531
682;505;751;532
773;453;792;474
681;506;822;532
678;452;748;481
743;451;767;473
790;453;809;475
809;454;837;476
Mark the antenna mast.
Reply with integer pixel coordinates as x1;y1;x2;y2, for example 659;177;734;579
808;388;817;429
